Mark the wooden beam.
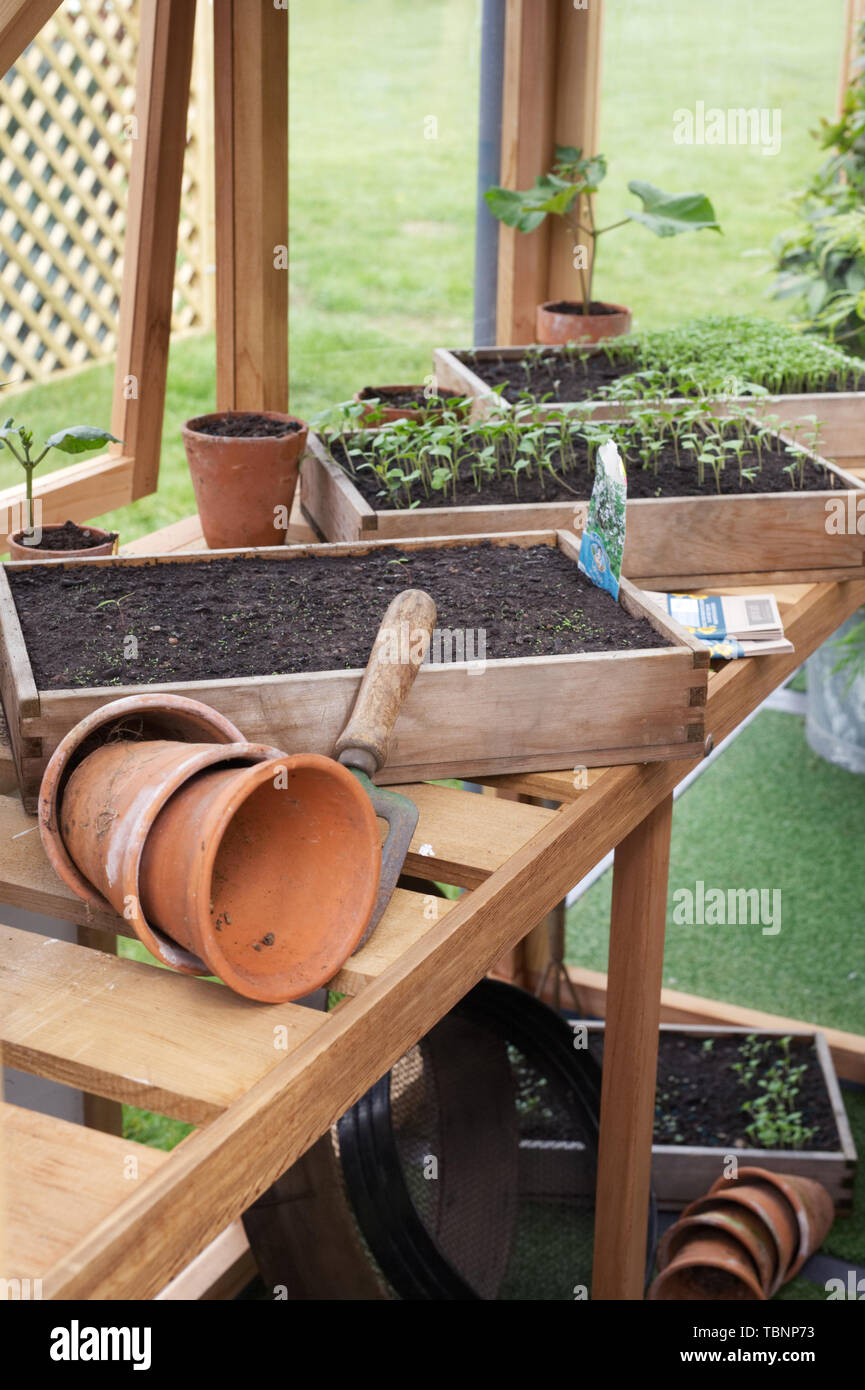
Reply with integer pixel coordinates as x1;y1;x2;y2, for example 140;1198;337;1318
113;0;197;500
495;0;557;344
213;0;288;411
0;0;59;79
547;0;605;304
591;793;673;1301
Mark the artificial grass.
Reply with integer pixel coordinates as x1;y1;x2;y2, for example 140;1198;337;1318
566;709;865;1033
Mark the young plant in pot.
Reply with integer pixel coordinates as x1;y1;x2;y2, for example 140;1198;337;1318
485;146;721;345
2;419;121;561
182;409;309;549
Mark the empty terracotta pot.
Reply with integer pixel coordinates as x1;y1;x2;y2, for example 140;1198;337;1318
137;753;381;1001
686;1184;798;1296
710;1168;835;1284
536;299;632;345
39;692;247;913
182;410;308;549
58;738;280;974
648;1229;765;1301
659;1208;777;1296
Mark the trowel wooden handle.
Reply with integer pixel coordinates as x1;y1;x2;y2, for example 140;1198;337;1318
335;588;437;776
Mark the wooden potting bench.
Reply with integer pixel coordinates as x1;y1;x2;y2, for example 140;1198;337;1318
2;495;864;1300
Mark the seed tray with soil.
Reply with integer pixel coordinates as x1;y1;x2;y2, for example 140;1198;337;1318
301;419;865;587
434;344;865;465
0;531;709;810
585;1023;856;1211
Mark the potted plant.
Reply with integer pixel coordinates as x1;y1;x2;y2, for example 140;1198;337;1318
485;145;721;344
181;409;309;549
1;419;121;561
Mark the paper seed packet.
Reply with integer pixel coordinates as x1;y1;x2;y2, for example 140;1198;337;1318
578;440;627;600
642;590;794;660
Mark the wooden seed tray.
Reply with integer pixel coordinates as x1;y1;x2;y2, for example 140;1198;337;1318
0;530;709;811
301;419;865;588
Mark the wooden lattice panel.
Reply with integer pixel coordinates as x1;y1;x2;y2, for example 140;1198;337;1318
0;0;212;384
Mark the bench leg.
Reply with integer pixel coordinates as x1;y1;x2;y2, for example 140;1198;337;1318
591;792;673;1300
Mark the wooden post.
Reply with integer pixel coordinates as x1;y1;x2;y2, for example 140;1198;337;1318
495;0;605;344
213;0;288;412
112;0;197;500
0;0;60;78
592;793;673;1300
838;0;865;116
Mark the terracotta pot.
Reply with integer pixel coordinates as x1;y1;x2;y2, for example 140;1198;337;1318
659;1209;777;1296
354;385;433;424
536;299;632;346
710;1168;835;1284
38;692;248;915
182;410;309;549
648;1229;765;1301
137;753;381;1001
7;523;117;562
686;1184;798;1296
58;739;280;975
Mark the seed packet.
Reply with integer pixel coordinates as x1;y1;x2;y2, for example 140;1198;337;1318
578;439;627;600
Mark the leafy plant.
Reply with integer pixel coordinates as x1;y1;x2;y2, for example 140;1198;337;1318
485;145;720;319
771;20;865;351
0;420;121;534
733;1035;817;1151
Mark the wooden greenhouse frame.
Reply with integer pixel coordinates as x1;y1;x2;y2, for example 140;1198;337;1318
2;0;865;1306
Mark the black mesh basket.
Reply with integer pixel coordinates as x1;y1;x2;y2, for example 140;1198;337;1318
245;979;656;1300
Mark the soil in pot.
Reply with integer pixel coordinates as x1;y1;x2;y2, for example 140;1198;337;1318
588;1033;839;1151
457;348;862;406
190;413;302;440
328;423;837;509
358;387;431;410
11;520;118;553
8;543;670;690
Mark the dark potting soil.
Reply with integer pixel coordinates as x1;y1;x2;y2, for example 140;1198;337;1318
588;1033;840;1151
16;520;118;552
8;542;670;690
329;431;836;510
358;386;428;408
188;413;302;439
456;349;861;405
543;300;621;316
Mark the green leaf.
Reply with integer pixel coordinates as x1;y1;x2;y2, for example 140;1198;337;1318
625;181;722;237
45;425;122;455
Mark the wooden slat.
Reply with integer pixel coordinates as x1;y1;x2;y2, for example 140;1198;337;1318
0;924;327;1123
0;0;59;77
112;0;197;500
1;1101;166;1281
213;0;288;411
401;783;555;887
330;886;457;995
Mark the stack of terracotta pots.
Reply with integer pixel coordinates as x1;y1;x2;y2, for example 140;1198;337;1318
38;693;381;1003
648;1168;835;1300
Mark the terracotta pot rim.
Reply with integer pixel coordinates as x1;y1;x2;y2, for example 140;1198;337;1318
181;410;308;443
118;742;285;974
180;752;380;1000
8;523;117;562
661;1210;777;1294
38;693;248;912
537;299;632;318
649;1230;766;1301
709;1167;832;1284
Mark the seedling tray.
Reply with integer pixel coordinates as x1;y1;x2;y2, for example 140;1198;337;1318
584;1024;857;1212
434;344;865;462
301;420;865;588
0;531;709;811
